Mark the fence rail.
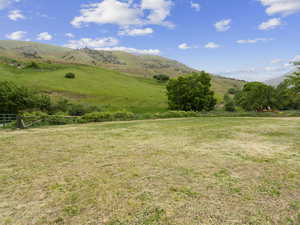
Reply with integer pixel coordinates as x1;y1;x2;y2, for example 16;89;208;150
0;114;17;128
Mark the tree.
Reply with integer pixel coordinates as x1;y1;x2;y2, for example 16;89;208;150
283;68;300;109
236;82;276;111
166;71;217;111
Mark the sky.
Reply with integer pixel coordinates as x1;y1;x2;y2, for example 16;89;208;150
1;0;300;81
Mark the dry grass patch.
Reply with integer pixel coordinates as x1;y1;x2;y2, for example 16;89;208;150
0;117;299;225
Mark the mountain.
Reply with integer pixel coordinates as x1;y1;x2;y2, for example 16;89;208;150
0;40;245;112
0;40;194;77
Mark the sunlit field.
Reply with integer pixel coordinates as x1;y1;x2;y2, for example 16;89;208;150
0;117;300;225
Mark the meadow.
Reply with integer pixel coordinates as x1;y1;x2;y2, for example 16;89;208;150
0;117;299;225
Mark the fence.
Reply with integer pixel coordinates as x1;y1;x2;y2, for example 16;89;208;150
0;114;17;128
0;114;82;129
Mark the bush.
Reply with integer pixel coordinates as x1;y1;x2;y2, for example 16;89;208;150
228;88;238;95
224;101;236;112
50;98;102;116
26;61;40;69
83;110;135;122
65;72;76;79
153;74;170;82
153;111;199;118
0;81;51;114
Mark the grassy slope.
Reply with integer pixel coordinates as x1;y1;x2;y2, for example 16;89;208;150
0;61;240;112
0;63;167;113
0;117;299;224
0;40;245;112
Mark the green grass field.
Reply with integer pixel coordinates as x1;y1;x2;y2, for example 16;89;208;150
0;62;243;113
0;117;299;225
0;63;167;113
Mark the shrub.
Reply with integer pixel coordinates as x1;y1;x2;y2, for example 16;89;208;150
83;110;135;122
228;88;238;95
0;81;51;114
224;100;236;112
65;72;76;79
50;98;102;116
26;62;40;69
153;111;199;118
153;74;170;82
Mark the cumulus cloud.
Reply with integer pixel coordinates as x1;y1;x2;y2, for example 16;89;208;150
8;10;25;21
271;58;284;64
0;0;20;10
204;42;220;49
292;55;300;62
64;37;119;49
6;30;27;40
65;33;75;38
71;0;174;29
214;19;231;32
119;27;153;36
141;0;173;27
96;46;161;55
178;43;191;50
258;18;282;30
236;38;274;44
190;1;200;11
37;32;53;41
71;0;142;27
259;0;300;16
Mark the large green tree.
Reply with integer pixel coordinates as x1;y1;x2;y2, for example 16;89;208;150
236;82;276;111
166;71;217;111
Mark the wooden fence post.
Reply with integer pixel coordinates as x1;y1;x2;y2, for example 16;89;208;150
16;115;25;129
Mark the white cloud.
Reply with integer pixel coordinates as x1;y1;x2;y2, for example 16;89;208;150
204;42;220;49
141;0;174;27
96;46;161;55
65;33;75;38
258;18;282;30
119;27;153;36
71;0;142;28
214;19;231;32
8;10;25;21
292;55;300;62
178;43;191;50
259;0;300;16
0;0;20;10
236;38;274;44
190;1;200;11
71;0;174;29
37;32;53;41
271;58;284;64
6;30;27;40
64;37;119;49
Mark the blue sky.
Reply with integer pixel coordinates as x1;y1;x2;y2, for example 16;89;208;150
1;0;300;81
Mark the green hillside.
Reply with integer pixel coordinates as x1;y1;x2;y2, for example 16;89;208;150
0;62;167;113
0;40;246;112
